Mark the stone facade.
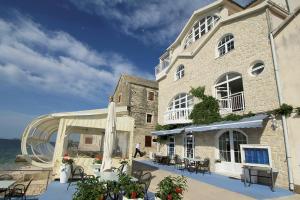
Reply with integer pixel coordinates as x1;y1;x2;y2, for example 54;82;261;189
113;75;158;154
155;1;291;188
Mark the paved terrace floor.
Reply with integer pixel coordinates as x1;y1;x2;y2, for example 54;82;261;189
134;159;299;200
13;159;300;200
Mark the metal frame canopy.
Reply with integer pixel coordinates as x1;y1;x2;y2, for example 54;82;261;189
21;106;134;168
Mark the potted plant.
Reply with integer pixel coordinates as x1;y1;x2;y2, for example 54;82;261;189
123;182;144;200
60;153;74;183
155;176;187;200
73;176;106;200
93;155;103;173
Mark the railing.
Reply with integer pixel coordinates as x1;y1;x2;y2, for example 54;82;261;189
155;59;170;75
218;92;245;115
164;107;193;124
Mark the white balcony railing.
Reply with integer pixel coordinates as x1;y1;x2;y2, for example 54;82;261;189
155;59;170;75
164;107;193;124
218;92;245;115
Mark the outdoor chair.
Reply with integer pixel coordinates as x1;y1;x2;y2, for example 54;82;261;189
198;158;211;175
162;156;171;165
5;178;33;200
174;155;184;170
67;166;85;190
138;172;152;200
132;170;143;180
183;158;192;171
112;163;127;174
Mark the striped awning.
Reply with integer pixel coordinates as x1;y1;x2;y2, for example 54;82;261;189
152;114;268;136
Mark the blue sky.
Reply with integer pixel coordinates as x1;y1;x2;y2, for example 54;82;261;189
0;0;251;139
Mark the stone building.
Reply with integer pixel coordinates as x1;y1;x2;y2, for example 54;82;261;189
113;74;158;154
152;0;300;191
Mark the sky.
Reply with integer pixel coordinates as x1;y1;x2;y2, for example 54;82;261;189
0;0;251;139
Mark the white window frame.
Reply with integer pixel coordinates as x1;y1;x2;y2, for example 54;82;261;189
175;65;185;80
184;15;219;49
240;144;272;167
250;62;265;76
217;34;234;57
146;113;153;124
183;134;194;159
168;93;193;111
167;136;176;157
215;129;248;163
147;91;155;101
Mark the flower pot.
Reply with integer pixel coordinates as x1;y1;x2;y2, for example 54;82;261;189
60;164;71;183
122;195;143;200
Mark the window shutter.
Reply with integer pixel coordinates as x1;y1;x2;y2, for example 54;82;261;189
145;136;152;147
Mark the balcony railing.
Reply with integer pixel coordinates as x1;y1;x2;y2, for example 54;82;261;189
218;92;245;115
164;107;193;124
155;59;170;75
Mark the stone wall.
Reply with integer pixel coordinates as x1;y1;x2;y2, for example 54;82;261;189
130;84;158;153
158;11;280;125
158;120;289;188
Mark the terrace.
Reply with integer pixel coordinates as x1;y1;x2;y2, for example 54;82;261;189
9;160;297;200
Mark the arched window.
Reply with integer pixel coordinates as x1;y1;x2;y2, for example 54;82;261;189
215;72;245;113
175;65;184;80
184;15;220;49
218;130;247;163
168;93;193;111
218;34;234;56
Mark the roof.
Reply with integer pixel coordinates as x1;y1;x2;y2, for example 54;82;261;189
152;114;268;136
121;74;158;89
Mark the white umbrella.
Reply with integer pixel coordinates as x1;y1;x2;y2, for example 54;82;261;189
100;98;116;172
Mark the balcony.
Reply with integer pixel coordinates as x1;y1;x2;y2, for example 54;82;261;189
164;107;193;124
155;59;170;80
218;92;245;115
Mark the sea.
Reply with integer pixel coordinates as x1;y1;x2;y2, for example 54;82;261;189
0;138;29;170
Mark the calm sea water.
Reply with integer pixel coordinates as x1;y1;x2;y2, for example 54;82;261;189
0;139;28;169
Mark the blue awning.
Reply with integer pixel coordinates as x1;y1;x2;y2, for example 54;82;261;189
151;114;268;136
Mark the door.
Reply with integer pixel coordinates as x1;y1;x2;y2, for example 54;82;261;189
215;130;247;176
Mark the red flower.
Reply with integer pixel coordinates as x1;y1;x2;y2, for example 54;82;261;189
131;191;137;199
175;187;182;194
64;153;68;157
167;194;172;200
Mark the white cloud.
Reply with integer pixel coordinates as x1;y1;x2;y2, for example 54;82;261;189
0;15;152;101
69;0;214;45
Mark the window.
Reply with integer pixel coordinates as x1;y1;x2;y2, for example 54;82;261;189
168;93;193;111
240;145;272;167
85;137;93;144
175;65;184;80
184;15;219;49
168;137;175;157
147;91;155;101
218;130;247;163
218;34;234;56
251;62;265;76
145;136;152;147
118;94;122;103
184;134;194;158
146;114;153;123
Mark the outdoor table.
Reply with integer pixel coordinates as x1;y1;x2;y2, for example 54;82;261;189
0;180;16;192
243;165;277;192
94;171;138;182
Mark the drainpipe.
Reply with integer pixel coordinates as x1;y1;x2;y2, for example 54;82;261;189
270;33;294;191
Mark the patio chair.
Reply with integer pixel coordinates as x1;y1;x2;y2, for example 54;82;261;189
162;156;171;165
132;170;143;180
112;163;127;174
198;158;211;175
138;172;152;200
5;178;33;200
174;155;184;170
183;158;192;171
67;166;85;190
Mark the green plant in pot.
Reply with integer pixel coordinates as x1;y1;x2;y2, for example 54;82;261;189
73;176;106;200
155;176;187;200
123;182;145;200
